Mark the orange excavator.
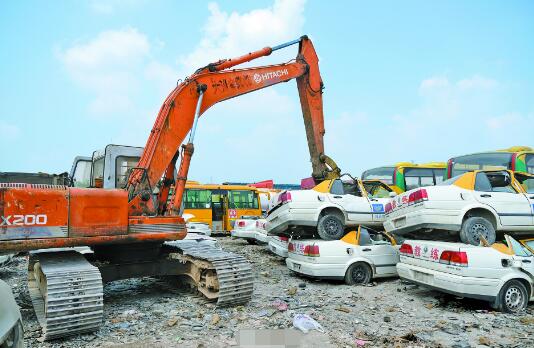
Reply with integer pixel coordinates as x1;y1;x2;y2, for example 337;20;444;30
0;36;339;339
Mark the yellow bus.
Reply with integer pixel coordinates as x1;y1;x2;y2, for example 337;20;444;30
183;183;263;233
361;162;447;194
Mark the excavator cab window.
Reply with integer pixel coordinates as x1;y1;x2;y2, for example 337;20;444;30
115;156;139;189
92;157;104;188
71;159;92;188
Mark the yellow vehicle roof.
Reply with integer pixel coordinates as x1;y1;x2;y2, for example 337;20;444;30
497;146;533;153
185;183;258;191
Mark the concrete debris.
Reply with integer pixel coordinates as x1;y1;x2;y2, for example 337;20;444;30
1;238;532;347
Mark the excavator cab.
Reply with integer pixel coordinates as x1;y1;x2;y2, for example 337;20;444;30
69;145;142;189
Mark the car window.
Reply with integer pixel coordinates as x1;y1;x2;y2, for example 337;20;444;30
475;172;492;192
522;240;534;254
358;228;372;246
487;172;516;193
343;182;362;197
330;180;344;195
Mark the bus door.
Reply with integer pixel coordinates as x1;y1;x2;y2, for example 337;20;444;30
211;190;227;232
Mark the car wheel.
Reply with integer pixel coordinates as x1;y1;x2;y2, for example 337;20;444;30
495;280;529;313
344;262;372;285
317;214;345;240
460;217;496;245
1;320;23;348
246;239;257;245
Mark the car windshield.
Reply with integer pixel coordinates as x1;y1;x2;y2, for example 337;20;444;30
515;174;534;194
506;235;533;257
363;182;391;198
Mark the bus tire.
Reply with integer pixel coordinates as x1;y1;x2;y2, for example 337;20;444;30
317;214;345;240
460;217;496;245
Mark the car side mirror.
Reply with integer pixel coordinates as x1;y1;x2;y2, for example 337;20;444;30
389;192;397;198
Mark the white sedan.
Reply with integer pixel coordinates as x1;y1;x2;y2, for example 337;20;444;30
397;235;534;312
384;170;534;245
231;218;268;244
285;227;399;284
267;175;393;240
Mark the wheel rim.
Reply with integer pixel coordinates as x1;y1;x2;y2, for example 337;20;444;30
469;223;489;243
504;286;524;311
324;218;341;236
351;265;367;283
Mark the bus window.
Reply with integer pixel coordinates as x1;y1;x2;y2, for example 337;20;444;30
115;156;139;188
229;190;259;209
451;153;512;177
361;167;395;185
184;189;212;209
404;168;435;190
526;154;534;175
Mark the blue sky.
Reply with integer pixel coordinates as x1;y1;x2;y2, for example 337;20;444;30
1;0;533;183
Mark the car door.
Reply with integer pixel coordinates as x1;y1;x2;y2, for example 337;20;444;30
357;228;398;275
327;179;372;224
474;172;532;226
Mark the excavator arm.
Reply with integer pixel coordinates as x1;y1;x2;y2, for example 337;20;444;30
128;36;339;215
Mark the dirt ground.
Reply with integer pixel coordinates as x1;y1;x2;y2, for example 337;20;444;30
2;237;533;348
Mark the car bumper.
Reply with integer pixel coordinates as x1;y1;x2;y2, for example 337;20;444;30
267;239;289;258
267;207;316;235
230;229;256;240
285;257;345;279
384;209;461;235
396;262;500;301
255;232;269;243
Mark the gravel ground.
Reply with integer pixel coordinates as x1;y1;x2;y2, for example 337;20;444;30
1;237;534;348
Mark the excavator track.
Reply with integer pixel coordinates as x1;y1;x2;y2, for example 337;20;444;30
28;251;103;340
167;242;254;306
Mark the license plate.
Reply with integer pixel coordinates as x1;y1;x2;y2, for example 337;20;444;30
290;262;301;270
414;270;433;284
394;217;406;228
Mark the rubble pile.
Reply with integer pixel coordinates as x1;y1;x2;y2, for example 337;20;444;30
2;238;533;347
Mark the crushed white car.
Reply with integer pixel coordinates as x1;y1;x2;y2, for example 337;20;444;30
267;175;393;240
397;235;534;312
267;236;290;258
231;218;268;244
286;227;399;284
384;170;534;245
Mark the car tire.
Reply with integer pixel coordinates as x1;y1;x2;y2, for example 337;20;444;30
344;262;372;285
317;214;345;240
494;280;529;313
460;216;496;245
246;239;257;245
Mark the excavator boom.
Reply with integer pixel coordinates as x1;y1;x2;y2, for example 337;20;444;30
128;36;336;215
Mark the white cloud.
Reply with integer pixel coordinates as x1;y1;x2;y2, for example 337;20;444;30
457;75;498;90
0;120;20;140
179;0;306;73
89;0;145;15
59;28;155;116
